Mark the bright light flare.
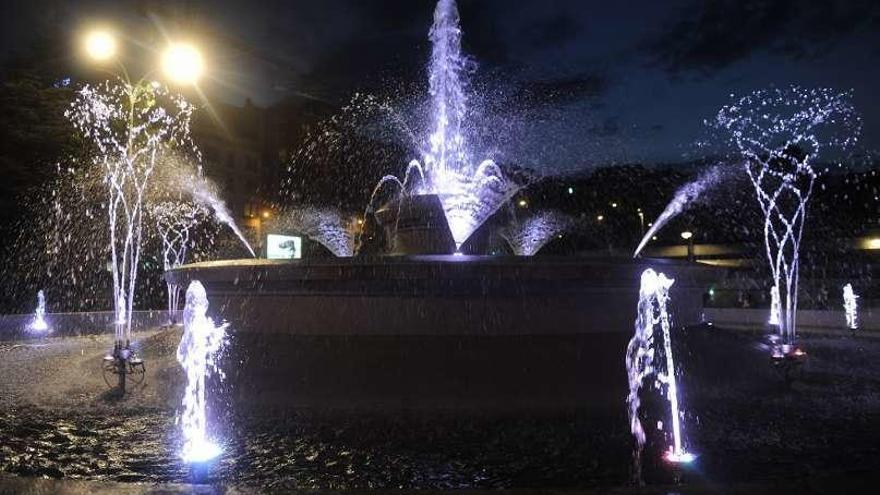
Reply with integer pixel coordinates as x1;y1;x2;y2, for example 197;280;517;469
181;439;222;463
84;29;117;61
665;449;697;464
162;42;204;84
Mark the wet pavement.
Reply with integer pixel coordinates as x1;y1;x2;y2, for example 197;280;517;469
0;327;879;492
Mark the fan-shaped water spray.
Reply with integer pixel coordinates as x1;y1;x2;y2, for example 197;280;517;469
275;207;355;257
501;211;573;256
371;0;521;248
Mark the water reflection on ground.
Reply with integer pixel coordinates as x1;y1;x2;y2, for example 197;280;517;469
0;328;879;490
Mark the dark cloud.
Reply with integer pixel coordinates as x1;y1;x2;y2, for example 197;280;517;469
520;13;581;49
511;73;607;108
589;117;620;137
646;0;880;73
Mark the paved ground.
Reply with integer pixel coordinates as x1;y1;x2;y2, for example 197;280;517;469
0;325;878;492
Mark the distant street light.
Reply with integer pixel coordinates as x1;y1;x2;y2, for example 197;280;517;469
518;199;528;208
161;42;205;84
597;214;604;222
84;29;117;62
681;231;695;261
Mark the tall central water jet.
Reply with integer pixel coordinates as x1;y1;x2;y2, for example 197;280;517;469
177;281;227;463
425;0;468;182
384;0;518;249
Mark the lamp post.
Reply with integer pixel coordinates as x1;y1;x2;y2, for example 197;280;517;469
681;231;694;261
81;27;205;394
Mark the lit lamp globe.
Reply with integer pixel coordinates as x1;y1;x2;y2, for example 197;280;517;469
84;30;117;62
161;43;204;85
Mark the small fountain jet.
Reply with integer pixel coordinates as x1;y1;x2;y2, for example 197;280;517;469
29;290;49;332
626;269;694;484
843;283;859;331
768;285;781;327
177;281;228;463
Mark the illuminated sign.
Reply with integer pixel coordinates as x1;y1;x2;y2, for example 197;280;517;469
266;234;302;259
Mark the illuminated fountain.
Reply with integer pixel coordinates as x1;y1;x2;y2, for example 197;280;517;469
769;285;781;327
153;201;207;323
274;206;355;257
626;269;694;482
177;280;227;463
711;86;861;345
372;0;519;252
66;80;197;352
165;0;718;412
634;166;723;258
29;290;49;332
843;283;858;331
501;211;573;256
183;173;256;258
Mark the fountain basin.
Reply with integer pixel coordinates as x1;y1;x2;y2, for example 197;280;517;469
166;256;719;411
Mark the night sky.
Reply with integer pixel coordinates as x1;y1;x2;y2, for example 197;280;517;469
2;0;880;170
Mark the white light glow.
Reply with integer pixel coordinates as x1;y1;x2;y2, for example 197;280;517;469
162;43;204;84
84;30;116;61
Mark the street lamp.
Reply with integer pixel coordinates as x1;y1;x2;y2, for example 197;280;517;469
681;231;694;261
84;29;117;62
161;42;205;85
